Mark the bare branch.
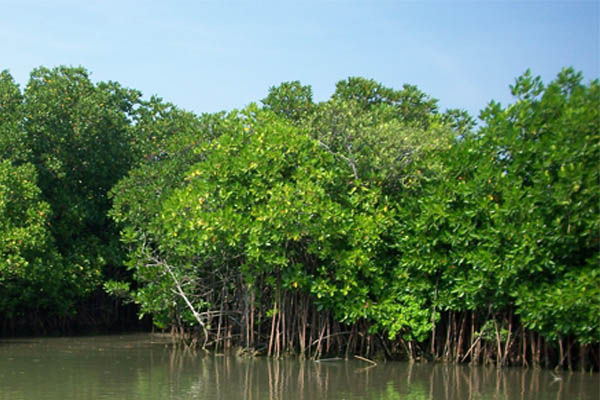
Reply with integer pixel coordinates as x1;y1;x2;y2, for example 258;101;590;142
161;260;210;347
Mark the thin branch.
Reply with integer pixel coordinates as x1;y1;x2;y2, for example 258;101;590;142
162;260;210;347
310;331;352;348
354;355;377;365
317;139;359;180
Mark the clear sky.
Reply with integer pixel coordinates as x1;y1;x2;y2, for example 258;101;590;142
1;1;598;119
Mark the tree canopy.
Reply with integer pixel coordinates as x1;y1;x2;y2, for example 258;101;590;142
1;65;597;369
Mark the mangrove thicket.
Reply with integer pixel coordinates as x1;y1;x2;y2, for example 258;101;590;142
0;66;598;370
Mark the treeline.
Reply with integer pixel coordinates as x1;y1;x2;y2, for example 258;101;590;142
0;66;159;332
0;66;598;369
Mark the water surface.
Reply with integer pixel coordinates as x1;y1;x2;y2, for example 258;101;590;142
0;333;596;399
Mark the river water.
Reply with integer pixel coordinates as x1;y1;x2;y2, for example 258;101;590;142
0;333;596;400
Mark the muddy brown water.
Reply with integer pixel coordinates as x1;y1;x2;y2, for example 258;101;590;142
0;333;597;399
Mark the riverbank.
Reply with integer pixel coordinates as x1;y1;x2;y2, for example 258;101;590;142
0;333;597;400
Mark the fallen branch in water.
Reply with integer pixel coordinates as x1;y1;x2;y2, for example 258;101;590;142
354;355;377;365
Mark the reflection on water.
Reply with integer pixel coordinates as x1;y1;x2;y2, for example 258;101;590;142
0;334;596;400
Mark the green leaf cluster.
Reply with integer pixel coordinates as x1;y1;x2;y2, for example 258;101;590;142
397;68;599;343
0;66;195;319
0;160;68;315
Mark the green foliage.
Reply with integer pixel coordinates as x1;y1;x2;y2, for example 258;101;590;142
441;108;475;136
108;108;241;324
396;68;599;343
516;265;599;343
0;160;72;315
0;70;28;162
16;66;146;300
262;81;314;122
307;97;453;185
3;63;596;359
112;92;454;339
497;68;599;343
22;66;139;241
332;77;439;128
0;66;204;321
111;107;345;324
110;104;222;233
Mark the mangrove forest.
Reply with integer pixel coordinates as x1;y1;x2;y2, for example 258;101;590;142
0;66;598;371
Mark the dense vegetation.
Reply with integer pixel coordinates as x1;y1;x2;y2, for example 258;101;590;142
0;66;597;370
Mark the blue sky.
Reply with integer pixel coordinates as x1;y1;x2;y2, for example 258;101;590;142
1;1;598;119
